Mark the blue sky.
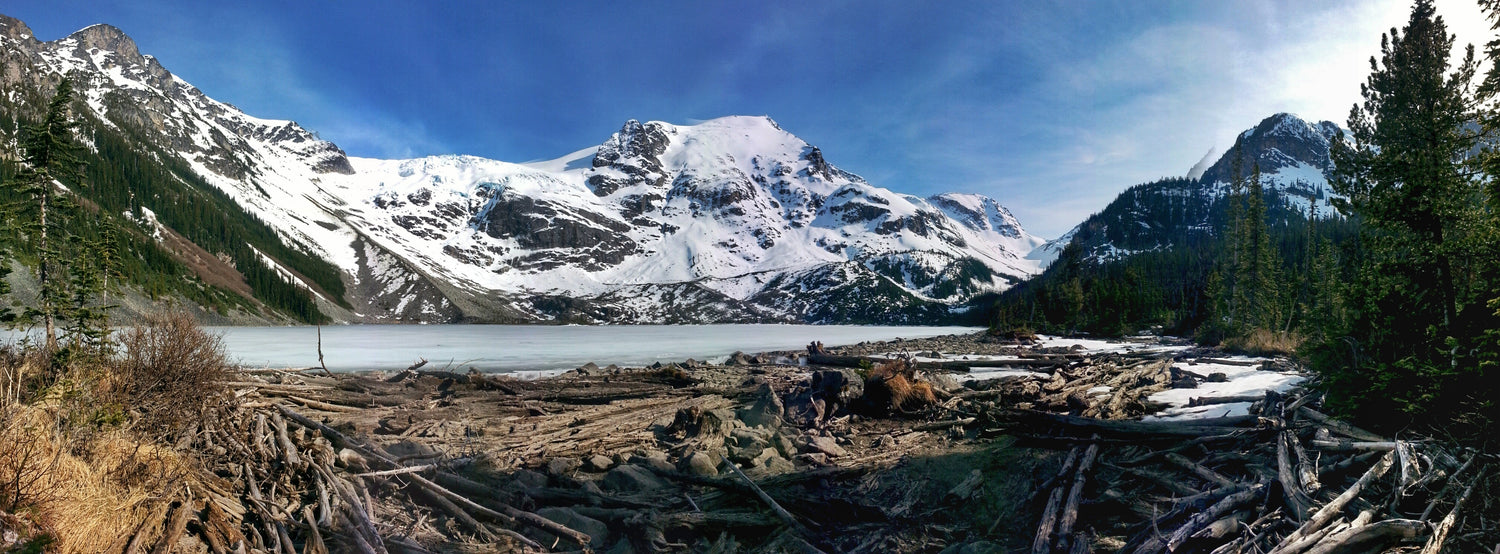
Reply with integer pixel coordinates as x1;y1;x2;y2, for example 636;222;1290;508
4;0;1490;237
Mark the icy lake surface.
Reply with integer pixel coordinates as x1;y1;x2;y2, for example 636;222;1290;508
202;325;981;373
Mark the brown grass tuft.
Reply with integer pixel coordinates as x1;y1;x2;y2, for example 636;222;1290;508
1223;329;1303;357
0;405;195;553
864;359;937;413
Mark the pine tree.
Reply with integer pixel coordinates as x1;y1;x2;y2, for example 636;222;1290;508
9;79;84;350
1322;0;1489;427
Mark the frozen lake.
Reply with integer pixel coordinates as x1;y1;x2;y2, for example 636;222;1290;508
199;324;980;373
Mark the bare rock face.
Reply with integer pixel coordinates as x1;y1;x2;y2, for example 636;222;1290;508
588;119;673;196
472;195;637;271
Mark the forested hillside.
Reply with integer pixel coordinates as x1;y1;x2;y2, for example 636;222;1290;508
0;77;340;325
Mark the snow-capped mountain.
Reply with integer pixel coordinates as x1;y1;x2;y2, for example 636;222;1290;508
1044;113;1343;264
0;15;1046;324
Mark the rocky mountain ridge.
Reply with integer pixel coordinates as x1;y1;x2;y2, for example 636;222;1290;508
1053;112;1345;263
0;14;1046;324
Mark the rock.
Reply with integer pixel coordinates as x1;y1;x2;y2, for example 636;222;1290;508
536;507;610;549
602;465;667;492
1205;372;1229;383
725;351;754;366
874;434;897;449
634;450;676;473
737;384;785;428
508;469;548;490
682;358;701;369
585;454;614;472
682;451;720;477
804;435;848;457
650;361;663;369
546;457;581;477
796;453;830;466
576;362;600;375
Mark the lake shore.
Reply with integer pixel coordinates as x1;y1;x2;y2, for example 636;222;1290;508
13;331;1465;553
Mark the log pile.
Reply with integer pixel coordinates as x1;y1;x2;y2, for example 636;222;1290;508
131;381;609;552
979;370;1495;553
121;332;1496;553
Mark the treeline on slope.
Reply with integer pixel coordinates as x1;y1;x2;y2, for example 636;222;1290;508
995;0;1500;443
993;176;1359;339
0;79;339;324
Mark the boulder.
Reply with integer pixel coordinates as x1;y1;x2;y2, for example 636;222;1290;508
507;468;548;490
536;507;610;549
584;454;614;472
546;457;581;477
602;465;667;492
804;435;848;458
633;449;676;473
737;384;785;428
682;451;720;478
725;351;754;366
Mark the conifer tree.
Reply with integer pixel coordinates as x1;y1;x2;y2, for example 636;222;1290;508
1323;0;1488;425
9;79;84;349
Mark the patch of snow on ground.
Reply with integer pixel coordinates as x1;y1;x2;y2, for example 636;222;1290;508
1145;358;1305;421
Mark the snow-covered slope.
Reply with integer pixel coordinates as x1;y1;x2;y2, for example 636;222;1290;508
2;15;1046;323
1197;112;1343;214
321;117;1047;322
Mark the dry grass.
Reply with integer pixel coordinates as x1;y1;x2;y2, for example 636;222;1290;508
1224;329;1303;357
0;405;196;553
865;359;937;414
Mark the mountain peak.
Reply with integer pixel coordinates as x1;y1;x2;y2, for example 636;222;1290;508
0;13;35;44
61;23;143;63
1243;112;1339;144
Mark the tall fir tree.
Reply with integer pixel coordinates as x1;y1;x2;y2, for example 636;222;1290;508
1322;0;1490;428
9;79;85;349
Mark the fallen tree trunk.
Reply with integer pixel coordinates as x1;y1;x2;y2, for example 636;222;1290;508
1304;519;1428;554
1268;451;1394;554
